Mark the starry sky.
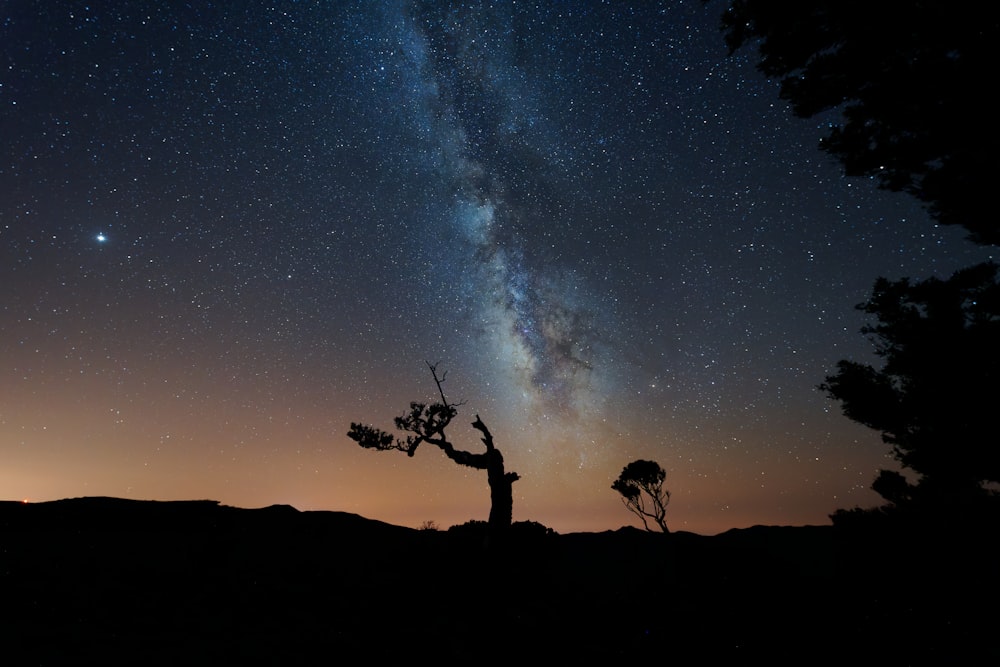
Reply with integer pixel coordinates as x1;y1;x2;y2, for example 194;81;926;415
2;1;992;534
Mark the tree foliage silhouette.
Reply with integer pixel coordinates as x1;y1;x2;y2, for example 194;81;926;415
820;262;1000;509
612;460;671;533
347;363;520;535
714;0;999;244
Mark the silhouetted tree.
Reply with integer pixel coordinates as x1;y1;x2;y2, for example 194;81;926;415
714;0;999;244
612;459;671;533
347;363;520;537
820;262;1000;509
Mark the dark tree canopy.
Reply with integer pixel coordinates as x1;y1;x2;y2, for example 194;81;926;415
612;459;671;533
347;363;520;536
821;262;1000;507
715;1;1000;244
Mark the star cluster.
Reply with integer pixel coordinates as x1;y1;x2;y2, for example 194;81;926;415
1;1;990;533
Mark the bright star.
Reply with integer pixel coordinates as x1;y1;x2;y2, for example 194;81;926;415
96;233;107;243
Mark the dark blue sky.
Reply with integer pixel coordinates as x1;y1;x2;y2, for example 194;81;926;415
1;0;991;533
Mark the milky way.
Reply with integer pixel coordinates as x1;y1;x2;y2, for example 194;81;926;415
379;1;616;431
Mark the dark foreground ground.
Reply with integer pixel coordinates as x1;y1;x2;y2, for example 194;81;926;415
1;498;997;665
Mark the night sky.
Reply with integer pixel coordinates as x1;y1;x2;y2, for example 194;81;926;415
2;1;992;534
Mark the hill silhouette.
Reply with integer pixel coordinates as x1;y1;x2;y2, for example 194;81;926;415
1;497;995;664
